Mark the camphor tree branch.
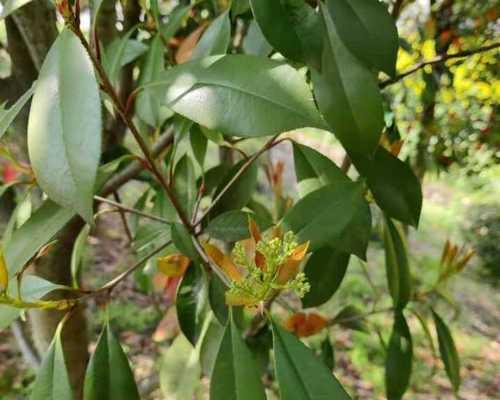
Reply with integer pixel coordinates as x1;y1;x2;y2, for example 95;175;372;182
380;41;500;88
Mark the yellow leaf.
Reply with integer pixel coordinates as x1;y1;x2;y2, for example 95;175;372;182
0;247;8;292
203;242;242;282
276;241;309;285
157;254;191;277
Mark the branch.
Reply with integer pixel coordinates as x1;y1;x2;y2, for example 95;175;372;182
380;41;500;88
94;195;170;224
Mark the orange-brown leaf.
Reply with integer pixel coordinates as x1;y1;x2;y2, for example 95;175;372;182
203;243;242;282
248;218;262;243
284;312;328;337
276;241;309;285
255;251;266;272
157;254;191;277
0;247;8;292
175;23;207;64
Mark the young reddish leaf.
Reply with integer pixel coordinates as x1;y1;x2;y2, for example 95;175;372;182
276;241;309;284
153;307;179;342
284;312;328;337
2;162;18;183
254;250;266;272
248;217;262;243
175;24;207;64
203;242;242;282
157;254;191;277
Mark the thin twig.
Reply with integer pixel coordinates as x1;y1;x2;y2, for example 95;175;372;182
380;41;500;88
328;307;394;327
112;192;133;242
94;195;170;224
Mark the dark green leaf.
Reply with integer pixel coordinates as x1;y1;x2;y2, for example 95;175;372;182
272;319;351;399
302;247;350;308
352;147;422;226
171;223;198;260
283;182;371;259
209;274;229;325
30;325;73;400
162;55;326;137
326;0;398;76
250;0;323;68
331;305;369;333
231;0;250;17
383;217;412;310
206;210;272;242
83;324;140;400
211;159;258;217
293;142;350;197
0;83;34;139
432;309;460;393
189;124;208;169
385;311;413;400
191;10;231;60
176;264;208;345
210;314;266;400
173;155;197;219
136;35;172;127
28;29;101;223
242;20;272;56
161;5;191;41
320;337;335;370
313;3;384;156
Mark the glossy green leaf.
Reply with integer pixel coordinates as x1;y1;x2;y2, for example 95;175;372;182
326;0;398;76
272;319;351;399
206;210;272;242
189;124;207;169
210;314;266;400
302;247;350;307
162;54;326;137
160;334;201;399
0;275;65;331
30;324;73;400
293;142;350;197
28;29;101;223
352;147;422;226
242;20;272;56
176;264;208;345
320;337;335;370
313;3;384;156
171;223;198;261
432;309;460;393
191;10;231;60
70;224;90;288
208;274;228;325
210;159;258;217
173;155;197;219
0;83;34;139
0;0;33;20
4;200;74;275
283;182;371;259
250;0;323;68
83;324;140;400
331;305;368;333
383;217;412;310
385;311;413;400
136;35;171;127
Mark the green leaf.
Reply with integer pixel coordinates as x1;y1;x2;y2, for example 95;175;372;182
210;313;266;400
208;274;228;325
176;264;208;345
162;54;326;137
283;182;371;259
313;3;384;156
302;247;350;308
0;83;34;139
211;159;258;217
206;210;272;242
191;10;231;60
171;223;198;260
352;147;422;226
83;324;140;400
271;319;351;399
293;142;350;197
242;20;272;56
136;35;172;127
231;0;250;17
159;334;201;399
173;154;197;219
432;309;460;393
199;316;225;377
103;30;147;86
30;324;73;400
4;200;74;275
161;5;191;41
70;224;90;288
0;0;33;20
250;0;323;68
325;0;398;77
320;337;335;370
27;29;101;223
0;275;65;331
383;217;412;310
189;124;208;169
385;311;413;400
331;305;368;333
